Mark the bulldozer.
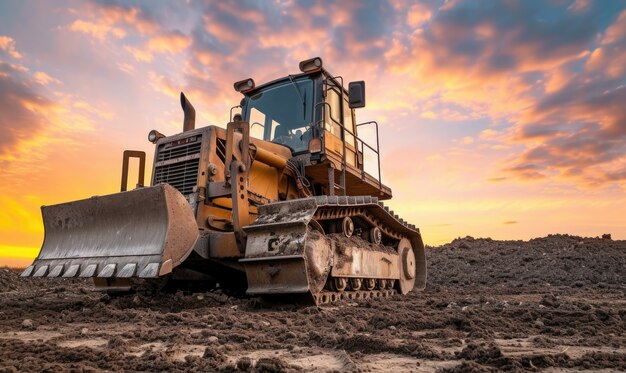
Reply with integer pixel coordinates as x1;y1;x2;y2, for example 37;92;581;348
22;57;426;304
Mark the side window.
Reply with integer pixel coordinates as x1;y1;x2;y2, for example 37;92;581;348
249;107;265;139
325;89;342;136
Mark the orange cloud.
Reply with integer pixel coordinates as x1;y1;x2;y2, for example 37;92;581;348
2;0;626;260
69;19;126;40
125;32;191;63
147;33;191;54
0;35;22;59
125;45;153;62
33;71;61;86
117;62;135;74
148;71;180;99
407;2;432;27
602;9;626;45
96;3;159;35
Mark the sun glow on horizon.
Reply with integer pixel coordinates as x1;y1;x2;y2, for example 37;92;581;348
0;1;625;265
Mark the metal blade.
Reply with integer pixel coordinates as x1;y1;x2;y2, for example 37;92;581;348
22;184;198;279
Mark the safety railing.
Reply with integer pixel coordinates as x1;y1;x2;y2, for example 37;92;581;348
317;76;382;194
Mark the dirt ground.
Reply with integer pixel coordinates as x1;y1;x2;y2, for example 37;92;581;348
1;234;625;372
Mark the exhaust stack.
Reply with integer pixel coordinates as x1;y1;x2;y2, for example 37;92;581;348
180;92;196;132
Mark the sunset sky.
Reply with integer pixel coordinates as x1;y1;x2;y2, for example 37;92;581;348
1;0;625;267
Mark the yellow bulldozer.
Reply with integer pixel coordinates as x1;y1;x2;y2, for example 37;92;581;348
22;58;426;304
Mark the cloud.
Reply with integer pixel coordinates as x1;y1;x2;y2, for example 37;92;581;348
68;3;192;64
126;31;192;62
91;0;160;35
0;56;106;187
146;32;191;54
148;71;180;99
487;177;508;182
116;62;134;74
33;71;61;86
393;1;611;103
602;9;626;45
406;2;433;27
506;71;626;185
374;0;626;188
57;0;626;190
504;163;547;181
460;136;474;145
0;36;22;59
69;19;126;40
73;100;114;120
0;62;54;156
125;45;153;62
503;221;518;225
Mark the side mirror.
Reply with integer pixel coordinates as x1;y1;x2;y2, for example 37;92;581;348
348;81;365;109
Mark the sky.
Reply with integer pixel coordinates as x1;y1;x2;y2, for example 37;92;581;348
0;0;625;267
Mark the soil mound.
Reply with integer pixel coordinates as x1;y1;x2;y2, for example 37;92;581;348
427;234;625;288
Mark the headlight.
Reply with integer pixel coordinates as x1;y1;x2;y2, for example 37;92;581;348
233;78;255;93
148;129;165;144
299;57;323;73
308;138;322;153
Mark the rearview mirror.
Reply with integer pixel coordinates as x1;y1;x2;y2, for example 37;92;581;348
348;81;365;109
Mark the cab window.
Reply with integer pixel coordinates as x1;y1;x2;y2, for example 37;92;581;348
325;88;342;136
324;88;356;148
249;107;265;139
244;79;313;153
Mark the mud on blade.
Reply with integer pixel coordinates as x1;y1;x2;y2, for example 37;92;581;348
21;184;199;279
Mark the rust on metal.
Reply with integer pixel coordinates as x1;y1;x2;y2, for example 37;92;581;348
120;150;146;192
241;195;425;304
22;184;198;279
180;92;196;132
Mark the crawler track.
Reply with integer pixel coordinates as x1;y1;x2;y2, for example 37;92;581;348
243;195;426;305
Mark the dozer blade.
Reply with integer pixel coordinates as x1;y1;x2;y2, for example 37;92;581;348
21;184;199;279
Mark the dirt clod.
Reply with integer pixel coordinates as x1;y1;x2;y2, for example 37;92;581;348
255;357;296;372
21;319;34;330
236;356;253;371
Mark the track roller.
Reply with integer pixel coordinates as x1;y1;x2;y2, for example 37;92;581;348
366;227;382;244
342;217;354;238
334;277;347;292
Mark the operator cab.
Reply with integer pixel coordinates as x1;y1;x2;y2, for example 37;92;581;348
234;57;391;200
242;75;314;153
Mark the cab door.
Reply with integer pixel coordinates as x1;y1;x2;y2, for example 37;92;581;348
324;87;357;168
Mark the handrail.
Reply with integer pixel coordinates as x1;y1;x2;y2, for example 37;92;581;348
356;121;381;188
229;105;241;122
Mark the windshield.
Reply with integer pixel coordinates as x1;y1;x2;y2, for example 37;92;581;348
245;79;313;153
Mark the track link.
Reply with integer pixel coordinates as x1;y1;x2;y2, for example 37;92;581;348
314;289;398;305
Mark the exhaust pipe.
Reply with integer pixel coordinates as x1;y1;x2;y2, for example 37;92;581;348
180;92;196;132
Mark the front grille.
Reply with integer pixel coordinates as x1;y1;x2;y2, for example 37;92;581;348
156;141;201;162
153;137;201;195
